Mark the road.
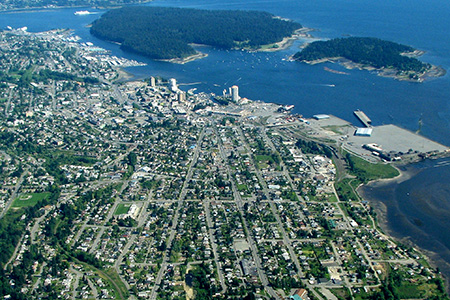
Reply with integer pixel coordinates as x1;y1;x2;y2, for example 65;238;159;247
149;127;205;300
236;126;324;299
4;86;14;117
0;165;30;219
214;123;280;300
203;199;227;292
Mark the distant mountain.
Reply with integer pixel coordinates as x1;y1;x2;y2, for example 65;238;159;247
90;6;302;60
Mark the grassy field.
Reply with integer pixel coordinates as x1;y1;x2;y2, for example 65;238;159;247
254;154;273;169
102;267;129;299
12;192;50;208
346;151;399;182
114;203;131;215
237;184;248;192
335;178;359;202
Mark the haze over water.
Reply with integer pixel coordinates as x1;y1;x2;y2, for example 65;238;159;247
2;0;450;282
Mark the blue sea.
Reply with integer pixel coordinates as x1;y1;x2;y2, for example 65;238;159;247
2;0;450;283
359;157;450;283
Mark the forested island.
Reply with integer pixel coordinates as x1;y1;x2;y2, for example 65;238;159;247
293;37;444;81
90;6;302;61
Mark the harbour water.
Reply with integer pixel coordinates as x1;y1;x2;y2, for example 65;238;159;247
1;0;450;283
1;0;450;145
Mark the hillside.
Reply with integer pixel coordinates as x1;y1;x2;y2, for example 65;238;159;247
90;6;302;60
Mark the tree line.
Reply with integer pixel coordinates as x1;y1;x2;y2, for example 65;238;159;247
90;6;301;59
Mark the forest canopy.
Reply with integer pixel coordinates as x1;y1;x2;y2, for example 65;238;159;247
90;6;302;60
293;37;430;73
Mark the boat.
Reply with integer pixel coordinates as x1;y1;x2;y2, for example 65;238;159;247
74;10;91;15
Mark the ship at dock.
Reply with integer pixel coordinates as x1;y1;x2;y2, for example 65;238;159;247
277;104;294;113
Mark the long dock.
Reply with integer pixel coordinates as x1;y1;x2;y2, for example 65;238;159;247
354;109;372;127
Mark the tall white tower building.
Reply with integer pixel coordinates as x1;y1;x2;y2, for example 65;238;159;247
231;85;239;102
177;91;186;102
169;78;178;92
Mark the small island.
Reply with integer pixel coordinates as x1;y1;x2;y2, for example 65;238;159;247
90;6;302;62
293;37;445;82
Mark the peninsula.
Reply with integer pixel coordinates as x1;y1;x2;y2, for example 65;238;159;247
90;6;302;61
293;37;445;82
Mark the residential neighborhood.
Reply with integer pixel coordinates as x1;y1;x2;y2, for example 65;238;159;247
0;28;448;300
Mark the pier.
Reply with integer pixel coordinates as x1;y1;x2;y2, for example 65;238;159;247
354;109;372;127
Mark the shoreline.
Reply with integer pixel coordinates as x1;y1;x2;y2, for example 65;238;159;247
160;51;209;65
357;160;450;291
114;67;135;82
157;27;313;63
297;55;446;82
0;1;153;13
258;27;314;52
152;27;314;64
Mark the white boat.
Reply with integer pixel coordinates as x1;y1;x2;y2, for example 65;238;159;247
74;10;91;15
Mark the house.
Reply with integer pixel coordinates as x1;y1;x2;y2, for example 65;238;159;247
290;288;308;300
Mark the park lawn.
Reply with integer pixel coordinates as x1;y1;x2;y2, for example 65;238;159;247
12;192;50;208
237;184;248;192
326;194;338;202
346;151;399;182
255;154;274;164
255;154;274;168
114;203;131;215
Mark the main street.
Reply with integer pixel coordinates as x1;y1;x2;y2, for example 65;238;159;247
149;127;205;300
214;123;280;300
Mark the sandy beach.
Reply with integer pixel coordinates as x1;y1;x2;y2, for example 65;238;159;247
162;51;208;64
259;27;314;52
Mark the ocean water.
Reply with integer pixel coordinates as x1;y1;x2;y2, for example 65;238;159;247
359;157;450;283
2;0;450;283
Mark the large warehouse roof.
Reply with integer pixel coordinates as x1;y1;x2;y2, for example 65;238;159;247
355;127;373;136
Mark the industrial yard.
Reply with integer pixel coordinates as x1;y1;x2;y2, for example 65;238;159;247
304;113;449;163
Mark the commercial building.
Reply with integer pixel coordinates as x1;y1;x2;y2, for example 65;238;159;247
169;78;178;92
313;114;330;120
231;85;239;102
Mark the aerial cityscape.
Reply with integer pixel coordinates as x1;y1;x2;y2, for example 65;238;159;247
1;1;450;300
